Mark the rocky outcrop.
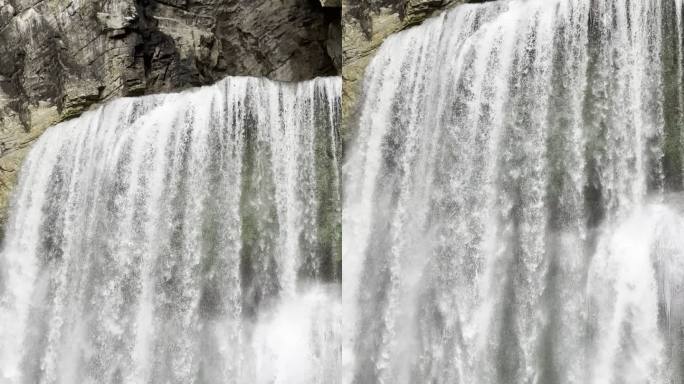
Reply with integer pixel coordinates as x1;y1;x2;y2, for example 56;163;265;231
342;0;484;145
0;0;341;224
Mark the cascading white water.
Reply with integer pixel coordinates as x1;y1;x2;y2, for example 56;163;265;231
344;1;684;383
0;76;342;384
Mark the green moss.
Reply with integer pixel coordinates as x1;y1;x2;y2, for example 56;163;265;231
661;0;684;191
239;96;281;318
312;89;342;282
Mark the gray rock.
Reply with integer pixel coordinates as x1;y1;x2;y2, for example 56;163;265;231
321;0;342;6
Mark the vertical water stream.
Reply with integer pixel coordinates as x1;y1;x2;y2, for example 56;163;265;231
344;1;684;383
0;76;342;384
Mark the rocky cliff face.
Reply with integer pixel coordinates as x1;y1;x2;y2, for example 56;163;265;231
342;0;486;144
0;0;341;224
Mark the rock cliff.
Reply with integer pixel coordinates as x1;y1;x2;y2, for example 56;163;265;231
0;0;341;224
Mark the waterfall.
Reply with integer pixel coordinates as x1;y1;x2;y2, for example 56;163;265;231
344;0;684;383
0;76;342;384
